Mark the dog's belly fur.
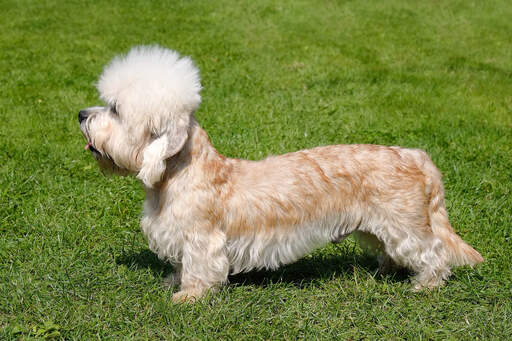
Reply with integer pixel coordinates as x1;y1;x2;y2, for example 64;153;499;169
141;209;354;274
226;215;354;274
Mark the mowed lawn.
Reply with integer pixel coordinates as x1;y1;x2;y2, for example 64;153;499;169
1;0;511;339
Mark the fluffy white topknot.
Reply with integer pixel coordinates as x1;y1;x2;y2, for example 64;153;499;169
97;45;201;133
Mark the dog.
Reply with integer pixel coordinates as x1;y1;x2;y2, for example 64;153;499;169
79;45;483;302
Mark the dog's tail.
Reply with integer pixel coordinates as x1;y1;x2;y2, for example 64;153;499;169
425;159;483;267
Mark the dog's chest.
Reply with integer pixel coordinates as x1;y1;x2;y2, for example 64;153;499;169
140;196;185;264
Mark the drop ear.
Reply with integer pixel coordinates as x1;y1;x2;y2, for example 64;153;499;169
137;116;189;188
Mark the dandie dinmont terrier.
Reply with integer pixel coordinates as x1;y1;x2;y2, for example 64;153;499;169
79;45;483;302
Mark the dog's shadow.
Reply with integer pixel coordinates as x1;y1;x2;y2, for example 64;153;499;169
115;245;410;289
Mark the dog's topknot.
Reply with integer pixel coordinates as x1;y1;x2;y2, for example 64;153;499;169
97;45;201;128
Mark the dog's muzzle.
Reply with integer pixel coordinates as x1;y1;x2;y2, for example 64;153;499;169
78;109;100;154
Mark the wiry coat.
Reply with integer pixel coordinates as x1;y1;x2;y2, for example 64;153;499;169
79;46;483;302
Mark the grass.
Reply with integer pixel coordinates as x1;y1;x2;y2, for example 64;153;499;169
1;0;511;339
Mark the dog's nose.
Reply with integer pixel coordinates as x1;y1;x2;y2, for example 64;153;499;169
78;110;89;123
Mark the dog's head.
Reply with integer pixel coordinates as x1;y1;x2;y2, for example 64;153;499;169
79;45;201;188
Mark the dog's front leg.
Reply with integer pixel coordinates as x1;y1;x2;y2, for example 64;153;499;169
172;228;229;303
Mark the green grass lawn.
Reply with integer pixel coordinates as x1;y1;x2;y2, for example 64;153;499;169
1;0;511;339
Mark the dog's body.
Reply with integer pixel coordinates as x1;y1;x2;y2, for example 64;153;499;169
79;46;482;302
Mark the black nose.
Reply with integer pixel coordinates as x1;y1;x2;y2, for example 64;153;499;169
78;110;89;123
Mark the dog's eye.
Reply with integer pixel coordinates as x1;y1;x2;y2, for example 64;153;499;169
111;104;119;116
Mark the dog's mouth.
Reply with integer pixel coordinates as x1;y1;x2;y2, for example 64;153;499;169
84;142;100;154
80;118;101;156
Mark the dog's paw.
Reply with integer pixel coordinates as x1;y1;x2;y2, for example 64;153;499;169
172;290;199;303
410;277;446;292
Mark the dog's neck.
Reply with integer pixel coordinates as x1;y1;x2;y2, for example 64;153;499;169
155;116;231;191
184;116;225;164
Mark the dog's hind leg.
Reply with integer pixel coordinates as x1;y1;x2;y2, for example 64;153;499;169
387;157;483;290
172;228;229;303
400;233;452;291
366;217;452;290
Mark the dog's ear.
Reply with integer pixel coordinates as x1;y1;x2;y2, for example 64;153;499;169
137;114;190;188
